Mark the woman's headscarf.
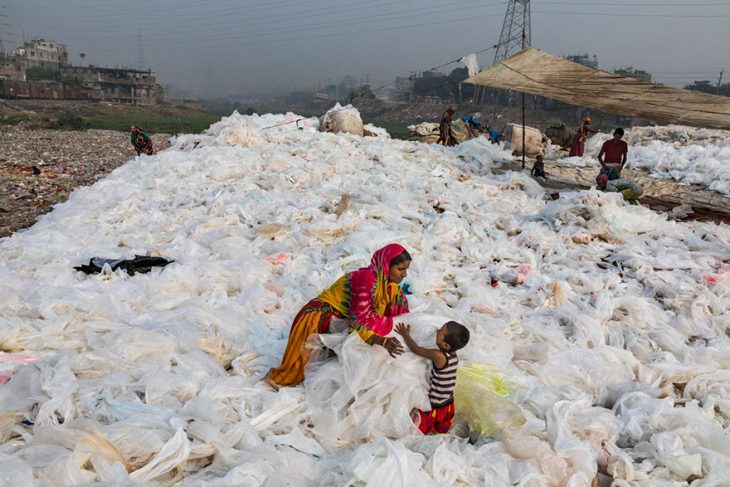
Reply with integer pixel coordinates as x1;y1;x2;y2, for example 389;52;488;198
366;243;407;316
318;243;410;333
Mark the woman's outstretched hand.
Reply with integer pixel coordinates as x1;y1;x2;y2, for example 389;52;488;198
370;334;404;357
382;336;404;357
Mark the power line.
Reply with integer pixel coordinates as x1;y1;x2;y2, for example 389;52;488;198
18;0;411;33
653;74;721;78
42;11;505;54
7;0;725;51
651;70;723;74
534;10;730;17
538;1;730;5
9;0;434;34
11;0;323;18
12;0;726;31
8;0;727;38
15;0;504;47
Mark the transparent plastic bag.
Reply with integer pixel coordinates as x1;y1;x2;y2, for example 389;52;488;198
454;363;525;437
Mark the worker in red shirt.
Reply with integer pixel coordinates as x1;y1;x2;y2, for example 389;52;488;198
597;127;628;180
569;117;597;157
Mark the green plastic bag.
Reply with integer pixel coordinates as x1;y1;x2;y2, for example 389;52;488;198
454;363;526;437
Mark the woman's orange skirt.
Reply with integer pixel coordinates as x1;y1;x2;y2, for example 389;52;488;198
270;300;340;386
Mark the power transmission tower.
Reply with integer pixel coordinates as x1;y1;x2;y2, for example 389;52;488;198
493;0;531;168
0;3;7;54
136;30;145;70
493;0;531;65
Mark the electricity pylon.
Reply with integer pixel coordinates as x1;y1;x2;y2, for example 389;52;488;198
493;0;531;64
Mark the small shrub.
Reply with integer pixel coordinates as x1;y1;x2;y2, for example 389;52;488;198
48;112;91;130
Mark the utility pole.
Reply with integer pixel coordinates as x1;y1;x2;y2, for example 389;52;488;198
718;68;724;95
521;9;526;168
0;3;7;55
408;71;416;102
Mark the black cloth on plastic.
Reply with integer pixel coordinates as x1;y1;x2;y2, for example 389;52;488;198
74;255;174;276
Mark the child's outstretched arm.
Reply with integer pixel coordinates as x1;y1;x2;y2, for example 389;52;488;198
394;323;447;369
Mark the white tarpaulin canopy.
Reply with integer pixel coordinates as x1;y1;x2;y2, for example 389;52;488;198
465;47;730;130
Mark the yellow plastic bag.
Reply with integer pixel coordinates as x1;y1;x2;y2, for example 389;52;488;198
454;363;526;437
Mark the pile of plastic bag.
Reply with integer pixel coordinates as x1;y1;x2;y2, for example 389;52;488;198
561;124;730;195
0;110;729;485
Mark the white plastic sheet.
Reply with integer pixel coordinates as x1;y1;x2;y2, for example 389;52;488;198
0;111;728;485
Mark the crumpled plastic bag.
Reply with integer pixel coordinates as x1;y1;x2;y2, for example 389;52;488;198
304;329;429;446
454;363;525;437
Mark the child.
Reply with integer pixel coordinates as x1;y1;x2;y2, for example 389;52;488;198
395;321;470;434
531;154;546;178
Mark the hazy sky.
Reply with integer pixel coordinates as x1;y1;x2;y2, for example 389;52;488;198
3;0;729;97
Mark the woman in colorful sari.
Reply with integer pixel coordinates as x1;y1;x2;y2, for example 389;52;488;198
265;243;411;388
569;117;596;157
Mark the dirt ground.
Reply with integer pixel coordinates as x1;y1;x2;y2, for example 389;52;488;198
0;126;169;238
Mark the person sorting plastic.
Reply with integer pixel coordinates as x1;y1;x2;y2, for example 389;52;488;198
596;173;643;205
130;126;154;156
597;127;628;180
569;117;597;157
461;115;484;138
395;320;470;434
437;106;457;146
486;126;502;144
265;243;411;388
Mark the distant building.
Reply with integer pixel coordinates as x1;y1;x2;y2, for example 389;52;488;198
614;67;652;83
392;75;413;101
420;70;440;79
61;65;159;104
0;38;163;104
564;54;598;69
0;59;26;81
15;39;69;68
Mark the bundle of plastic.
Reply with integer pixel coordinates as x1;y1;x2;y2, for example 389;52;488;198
407;122;439;137
363;123;389;138
502;123;546;156
0;111;729;485
319;103;364;136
